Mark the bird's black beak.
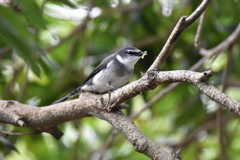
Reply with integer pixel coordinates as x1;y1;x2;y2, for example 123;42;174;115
137;51;144;56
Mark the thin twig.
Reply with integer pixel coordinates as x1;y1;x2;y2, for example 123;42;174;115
217;44;233;160
1;131;41;136
148;0;211;71
171;114;235;151
194;11;206;48
200;23;240;56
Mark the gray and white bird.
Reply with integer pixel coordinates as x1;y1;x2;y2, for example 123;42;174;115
52;46;146;104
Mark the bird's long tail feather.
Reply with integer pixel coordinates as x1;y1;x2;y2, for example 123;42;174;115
52;88;81;104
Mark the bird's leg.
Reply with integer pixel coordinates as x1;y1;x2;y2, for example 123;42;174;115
106;90;112;111
105;83;117;111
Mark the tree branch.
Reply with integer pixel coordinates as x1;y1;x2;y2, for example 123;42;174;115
0;71;235;133
1;69;240;159
148;0;211;71
199;23;240;56
194;11;206;48
171;114;235;151
96;22;240;156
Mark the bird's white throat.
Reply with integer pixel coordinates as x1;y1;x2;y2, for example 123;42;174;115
116;54;140;68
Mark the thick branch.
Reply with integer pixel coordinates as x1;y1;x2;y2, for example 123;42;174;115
1;70;240;159
90;109;173;160
1;70;239;133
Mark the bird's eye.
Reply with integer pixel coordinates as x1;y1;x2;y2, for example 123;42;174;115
126;49;139;55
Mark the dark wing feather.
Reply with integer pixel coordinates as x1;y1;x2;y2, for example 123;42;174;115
80;53;116;86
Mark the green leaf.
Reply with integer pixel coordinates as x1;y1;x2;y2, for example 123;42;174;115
0;6;41;76
13;0;46;30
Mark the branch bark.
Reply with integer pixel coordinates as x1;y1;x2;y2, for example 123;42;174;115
1;69;240;159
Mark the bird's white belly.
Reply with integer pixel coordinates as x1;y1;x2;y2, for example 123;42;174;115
81;68;132;92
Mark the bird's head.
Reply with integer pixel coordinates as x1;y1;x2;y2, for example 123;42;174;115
116;47;146;67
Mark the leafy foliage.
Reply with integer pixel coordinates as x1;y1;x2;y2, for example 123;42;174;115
0;0;240;160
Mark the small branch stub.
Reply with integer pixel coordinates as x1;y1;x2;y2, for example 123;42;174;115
16;119;25;127
197;70;212;81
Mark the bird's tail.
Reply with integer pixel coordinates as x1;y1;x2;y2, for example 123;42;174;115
52;87;81;104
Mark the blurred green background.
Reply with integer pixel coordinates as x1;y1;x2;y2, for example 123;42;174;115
0;0;240;160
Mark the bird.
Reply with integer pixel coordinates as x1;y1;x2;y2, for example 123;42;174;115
52;46;146;104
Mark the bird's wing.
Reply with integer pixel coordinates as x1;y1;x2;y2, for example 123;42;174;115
80;53;115;86
52;53;116;104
